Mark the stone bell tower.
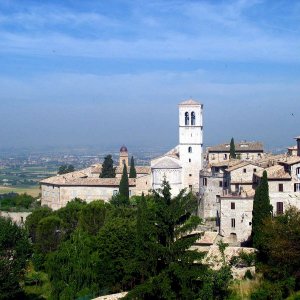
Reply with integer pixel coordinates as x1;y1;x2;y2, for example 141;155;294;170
178;99;203;191
119;145;129;168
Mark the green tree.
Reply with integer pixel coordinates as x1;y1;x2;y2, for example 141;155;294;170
125;180;220;299
230;137;236;159
0;217;31;299
58;164;75;175
79;200;108;235
55;198;86;239
100;155;116;178
119;164;129;201
46;230;99;300
25;206;52;243
252;170;273;249
96;216;137;293
129;156;137;178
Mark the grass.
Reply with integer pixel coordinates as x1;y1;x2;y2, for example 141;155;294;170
0;185;40;197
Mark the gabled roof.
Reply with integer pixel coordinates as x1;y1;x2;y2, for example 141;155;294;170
226;161;260;172
255;165;291;180
208;141;264;153
179;99;201;106
279;156;300;166
152;157;182;169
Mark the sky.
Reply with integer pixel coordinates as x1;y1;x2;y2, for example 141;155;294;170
0;0;300;152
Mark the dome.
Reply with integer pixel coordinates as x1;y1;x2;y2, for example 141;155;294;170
120;145;128;153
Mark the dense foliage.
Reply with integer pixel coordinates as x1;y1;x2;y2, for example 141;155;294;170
0;193;38;211
129;156;137;178
0;217;32;299
119;164;129;200
230;137;236;159
251;170;273;249
58;165;75;175
100;155;116;178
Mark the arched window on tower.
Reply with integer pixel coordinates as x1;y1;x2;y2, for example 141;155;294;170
191;111;196;125
188;146;192;153
185;112;189;125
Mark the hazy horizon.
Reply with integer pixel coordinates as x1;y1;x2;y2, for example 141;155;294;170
0;0;300;152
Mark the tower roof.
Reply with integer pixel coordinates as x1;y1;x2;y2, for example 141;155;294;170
120;145;128;152
179;99;201;106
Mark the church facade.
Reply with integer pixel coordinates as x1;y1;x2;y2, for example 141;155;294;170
40;99;204;209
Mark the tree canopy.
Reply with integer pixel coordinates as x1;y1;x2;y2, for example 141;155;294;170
119;164;129;201
58;164;75;175
0;217;31;299
100;155;116;178
252;170;273;249
230;137;236;159
129;156;137;178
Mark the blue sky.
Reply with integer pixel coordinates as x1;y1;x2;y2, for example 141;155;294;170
0;0;300;151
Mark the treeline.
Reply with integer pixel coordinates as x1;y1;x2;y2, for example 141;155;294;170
1;181;232;300
0;193;39;211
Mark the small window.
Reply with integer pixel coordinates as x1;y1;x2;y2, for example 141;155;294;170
203;178;207;186
219;181;223;187
224;154;228;160
189;174;192;177
231;218;236;228
216;195;220;203
189;185;193;191
231;202;235;210
277;202;283;215
296;167;300;175
189;158;191;162
224;181;228;188
254;168;257;173
185;112;189;125
243;168;247;173
20;217;24;223
279;184;284;192
188;147;192;153
295;183;300;192
191;111;196;125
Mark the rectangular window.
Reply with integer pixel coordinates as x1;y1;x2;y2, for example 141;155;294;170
224;154;228;160
216;195;220;203
279;184;284;192
231;202;235;210
224;181;228;188
277;202;283;215
254;168;257;173
296;167;300;175
189;185;193;191
231;218;236;228
203;178;207;186
294;183;300;192
243;168;247;173
219;181;223;187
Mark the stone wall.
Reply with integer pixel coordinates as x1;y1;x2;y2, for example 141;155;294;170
0;211;31;226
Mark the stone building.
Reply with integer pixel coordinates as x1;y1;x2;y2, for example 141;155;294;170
41;100;204;209
207;141;264;164
40;147;151;210
151;99;203;195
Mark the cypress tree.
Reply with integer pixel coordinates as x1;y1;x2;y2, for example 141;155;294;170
129;156;137;178
119;164;129;200
230;137;236;159
252;170;273;248
100;155;116;178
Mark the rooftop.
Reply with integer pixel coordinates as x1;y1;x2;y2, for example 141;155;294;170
179;99;202;106
226;161;259;172
255;165;291;180
208;141;264;153
278;156;300;166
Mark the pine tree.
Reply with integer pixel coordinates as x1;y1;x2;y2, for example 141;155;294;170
252;170;273;248
230;137;236;159
129;156;137;178
119;164;129;200
100;155;116;178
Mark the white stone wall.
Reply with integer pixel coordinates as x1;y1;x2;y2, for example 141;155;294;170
152;168;182;196
41;184;61;210
179;103;203;191
208;152;263;164
0;211;31;226
220;197;253;244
